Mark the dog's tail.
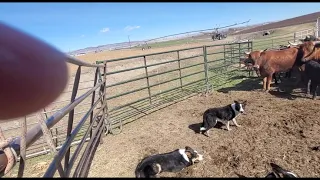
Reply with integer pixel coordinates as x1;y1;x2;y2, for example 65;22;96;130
135;163;159;178
200;114;216;133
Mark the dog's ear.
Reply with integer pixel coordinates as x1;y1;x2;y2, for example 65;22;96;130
234;100;239;104
185;146;192;151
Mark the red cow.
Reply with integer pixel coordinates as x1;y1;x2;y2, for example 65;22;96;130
241;46;293;86
288;40;320;62
251;47;301;91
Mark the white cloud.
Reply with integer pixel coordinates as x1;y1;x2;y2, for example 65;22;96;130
100;27;110;33
124;25;140;31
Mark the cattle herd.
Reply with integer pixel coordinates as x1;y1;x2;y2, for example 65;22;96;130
241;35;320;99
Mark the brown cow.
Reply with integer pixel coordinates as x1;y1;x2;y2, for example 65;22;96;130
241;47;292;86
288;40;320;62
251;47;301;91
241;50;281;82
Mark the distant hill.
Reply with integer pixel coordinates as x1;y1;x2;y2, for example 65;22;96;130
233;11;320;35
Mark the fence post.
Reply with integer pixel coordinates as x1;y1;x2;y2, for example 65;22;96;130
89;67;99;139
238;43;241;70
102;63;108;137
143;56;152;104
223;45;226;64
247;41;252;77
177;50;183;90
203;46;209;94
293;32;296;42
102;62;110;136
64;66;81;173
316;17;320;38
231;45;234;63
97;65;106;144
271;39;274;48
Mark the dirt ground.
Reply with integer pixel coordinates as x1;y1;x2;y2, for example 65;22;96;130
88;79;320;177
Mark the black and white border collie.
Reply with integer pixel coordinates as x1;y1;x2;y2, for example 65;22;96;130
265;163;298;178
236;163;298;178
135;146;204;178
200;100;247;136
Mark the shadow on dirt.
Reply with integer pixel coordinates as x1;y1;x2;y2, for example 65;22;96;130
267;90;308;100
234;172;248;178
188;122;224;134
217;77;263;93
217;72;311;101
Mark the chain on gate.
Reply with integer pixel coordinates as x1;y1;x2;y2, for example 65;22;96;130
0;110;58;177
0;120;23;177
100;63;123;136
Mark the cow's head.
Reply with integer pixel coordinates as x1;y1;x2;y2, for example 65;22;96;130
288;40;320;62
242;50;264;65
241;50;266;72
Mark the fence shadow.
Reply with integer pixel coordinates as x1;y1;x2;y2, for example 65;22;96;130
109;81;205;129
216;77;263;93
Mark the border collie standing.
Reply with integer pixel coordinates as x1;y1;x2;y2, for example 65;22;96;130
135;146;203;178
200;100;247;136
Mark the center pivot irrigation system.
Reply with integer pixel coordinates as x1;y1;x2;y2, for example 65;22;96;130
140;19;251;50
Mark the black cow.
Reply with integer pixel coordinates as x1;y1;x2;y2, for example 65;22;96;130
302;60;320;100
300;35;319;42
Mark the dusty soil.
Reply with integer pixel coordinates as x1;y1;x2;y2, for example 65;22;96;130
88;83;320;177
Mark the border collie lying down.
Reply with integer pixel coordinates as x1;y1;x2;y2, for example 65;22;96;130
135;146;203;178
200;100;247;136
236;163;298;178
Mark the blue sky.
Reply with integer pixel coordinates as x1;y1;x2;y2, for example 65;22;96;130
1;3;320;52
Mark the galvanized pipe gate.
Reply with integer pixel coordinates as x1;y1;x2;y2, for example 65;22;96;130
0;56;108;177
